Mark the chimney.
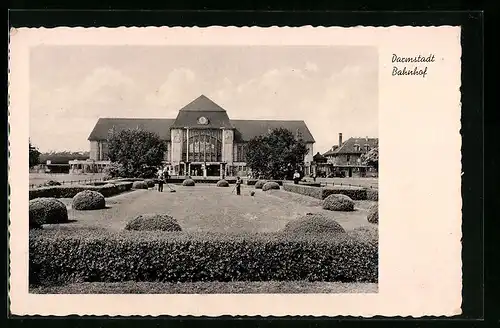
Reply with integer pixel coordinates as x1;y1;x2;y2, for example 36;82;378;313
338;133;343;147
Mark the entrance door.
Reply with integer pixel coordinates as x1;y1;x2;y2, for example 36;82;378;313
348;168;353;177
190;164;202;177
206;164;220;177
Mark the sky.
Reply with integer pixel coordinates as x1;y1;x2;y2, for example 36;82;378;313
30;45;378;154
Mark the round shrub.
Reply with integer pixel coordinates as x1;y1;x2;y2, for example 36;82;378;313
281;213;346;236
145;179;156;188
132;181;148;189
322;194;355;211
72;190;106;210
182;179;195;186
29;197;68;228
125;213;182;232
262;181;280;191
255;180;267;189
216;179;229;187
250;191;255;196
367;203;378;224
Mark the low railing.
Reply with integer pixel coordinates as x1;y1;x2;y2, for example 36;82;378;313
29;177;106;189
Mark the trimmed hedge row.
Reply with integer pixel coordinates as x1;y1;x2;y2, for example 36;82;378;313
29;230;378;286
29;182;133;200
283;183;377;201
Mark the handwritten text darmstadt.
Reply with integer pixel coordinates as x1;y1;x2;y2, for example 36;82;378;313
392;54;435;78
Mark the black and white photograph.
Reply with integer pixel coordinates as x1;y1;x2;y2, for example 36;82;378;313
9;26;462;317
27;43;379;294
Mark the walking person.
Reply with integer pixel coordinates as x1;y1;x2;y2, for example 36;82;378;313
235;176;242;195
293;170;301;185
158;171;164;192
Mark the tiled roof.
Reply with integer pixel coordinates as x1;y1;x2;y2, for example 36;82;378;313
88;95;315;143
323;145;339;156
334;137;378;154
231;119;315;143
88;118;175;141
88;118;315;143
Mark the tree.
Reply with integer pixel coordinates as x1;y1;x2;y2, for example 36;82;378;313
361;146;379;169
107;128;167;178
29;140;40;168
246;127;308;180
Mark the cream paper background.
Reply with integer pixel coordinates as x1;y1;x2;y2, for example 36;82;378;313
8;26;462;317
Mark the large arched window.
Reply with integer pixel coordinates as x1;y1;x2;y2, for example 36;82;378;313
182;129;222;162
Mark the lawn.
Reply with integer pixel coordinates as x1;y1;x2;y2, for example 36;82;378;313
34;184;378;294
47;184;375;233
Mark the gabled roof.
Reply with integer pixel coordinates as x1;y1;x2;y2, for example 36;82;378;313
88;95;315;143
335;137;378;154
88;118;175;141
231;120;315;143
171;95;234;128
179;95;227;112
323;145;339;156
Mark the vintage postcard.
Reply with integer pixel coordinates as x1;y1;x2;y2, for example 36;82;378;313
9;26;462;317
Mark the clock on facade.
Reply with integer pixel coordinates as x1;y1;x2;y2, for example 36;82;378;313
197;116;209;125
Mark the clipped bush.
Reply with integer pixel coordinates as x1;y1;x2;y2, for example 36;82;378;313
72;190;106;211
250;191;255;196
281;213;346;236
216;179;229;187
262;181;280;191
125;214;182;232
367;203;378;224
323;194;355;211
366;188;379;201
29;230;378;286
29;198;68;228
348;225;378;243
182;179;195;186
132;181;148;189
283;184;368;200
43;180;61;186
145;179;156;188
255;180;267;189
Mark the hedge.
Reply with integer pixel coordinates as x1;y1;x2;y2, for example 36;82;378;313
125;214;182;232
366;188;379;201
283;183;374;201
132;181;148;189
29;230;378;286
322;194;355;212
281;213;345;236
29;182;133;200
262;182;280;191
29;198;68;228
72;190;106;211
216;180;230;187
247;179;283;186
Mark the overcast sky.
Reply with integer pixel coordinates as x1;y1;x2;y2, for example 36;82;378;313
30;45;378;154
